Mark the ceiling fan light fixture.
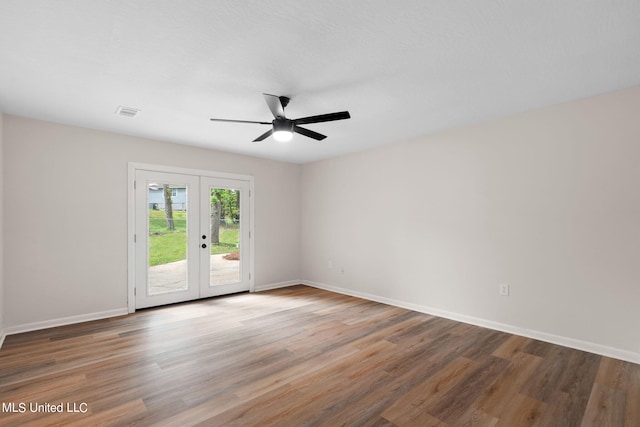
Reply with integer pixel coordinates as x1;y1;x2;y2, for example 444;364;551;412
273;119;293;142
273;130;293;142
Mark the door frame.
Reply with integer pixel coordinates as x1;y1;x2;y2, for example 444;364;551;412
127;162;255;313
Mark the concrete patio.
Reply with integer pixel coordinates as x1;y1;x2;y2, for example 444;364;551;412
147;254;240;294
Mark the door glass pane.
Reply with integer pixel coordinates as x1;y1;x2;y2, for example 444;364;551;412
147;182;188;295
209;187;240;285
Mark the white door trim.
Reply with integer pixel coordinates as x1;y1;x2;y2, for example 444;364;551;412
127;162;255;313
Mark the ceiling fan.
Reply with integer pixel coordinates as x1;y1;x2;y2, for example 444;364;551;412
210;93;350;142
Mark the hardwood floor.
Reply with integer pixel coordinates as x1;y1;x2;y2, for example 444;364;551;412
1;285;638;426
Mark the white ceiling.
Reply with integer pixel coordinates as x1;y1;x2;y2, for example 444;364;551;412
1;1;639;164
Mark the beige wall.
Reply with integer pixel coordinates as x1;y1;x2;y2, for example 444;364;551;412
300;87;640;361
0;113;4;340
3;116;301;328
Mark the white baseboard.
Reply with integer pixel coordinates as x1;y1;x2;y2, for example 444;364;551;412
3;308;129;338
0;328;6;349
254;280;302;292
302;280;640;365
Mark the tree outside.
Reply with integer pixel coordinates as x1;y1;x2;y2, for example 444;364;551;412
148;187;240;266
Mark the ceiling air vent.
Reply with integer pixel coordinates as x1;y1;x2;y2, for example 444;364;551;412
115;106;141;118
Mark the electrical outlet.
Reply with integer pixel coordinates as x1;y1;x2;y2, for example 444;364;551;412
499;283;510;296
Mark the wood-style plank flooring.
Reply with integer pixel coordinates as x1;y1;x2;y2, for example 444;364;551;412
1;285;638;426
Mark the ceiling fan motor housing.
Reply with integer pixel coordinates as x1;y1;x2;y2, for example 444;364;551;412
273;117;293;132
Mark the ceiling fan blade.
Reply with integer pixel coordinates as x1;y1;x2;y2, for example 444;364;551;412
263;93;286;119
253;129;273;142
210;117;271;125
294;125;326;141
293;111;350;125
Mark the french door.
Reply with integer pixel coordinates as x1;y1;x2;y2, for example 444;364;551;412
133;168;251;309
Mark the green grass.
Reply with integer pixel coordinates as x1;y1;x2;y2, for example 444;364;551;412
210;227;239;256
148;210;240;266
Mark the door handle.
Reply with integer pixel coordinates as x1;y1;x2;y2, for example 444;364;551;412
202;243;207;249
